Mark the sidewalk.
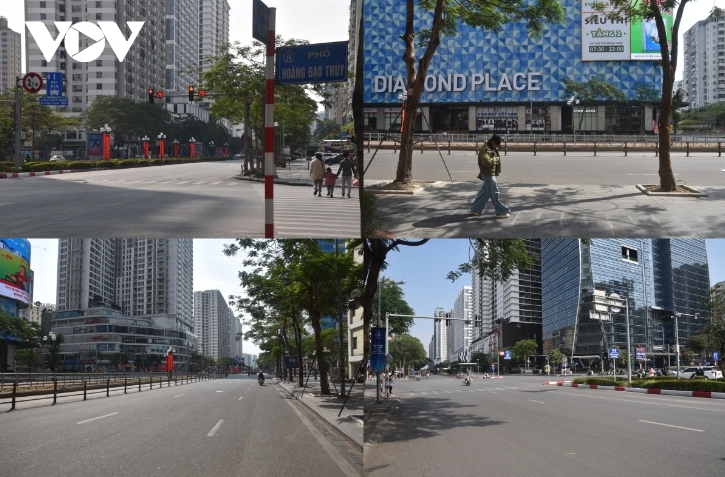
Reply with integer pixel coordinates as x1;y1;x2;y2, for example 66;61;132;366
367;181;725;238
275;376;363;452
363;378;399;447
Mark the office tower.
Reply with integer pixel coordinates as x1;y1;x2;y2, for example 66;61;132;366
432;307;448;365
25;1;166;115
0;17;22;94
194;289;234;360
448;286;472;362
541;239;710;363
57;239;117;311
683;13;725;108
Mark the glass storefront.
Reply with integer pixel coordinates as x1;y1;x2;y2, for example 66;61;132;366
476;106;518;132
363;110;377;131
430;106;468;132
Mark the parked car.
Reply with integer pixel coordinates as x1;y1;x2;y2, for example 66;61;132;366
680;366;723;379
49;155;66;162
324;152;355;166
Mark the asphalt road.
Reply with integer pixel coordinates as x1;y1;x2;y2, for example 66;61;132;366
0;160;359;238
364;150;725;185
365;375;725;476
0;375;360;477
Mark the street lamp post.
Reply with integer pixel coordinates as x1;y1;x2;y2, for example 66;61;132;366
566;96;580;135
158;133;166;159
209;141;215;157
141;135;150;159
189;137;196;158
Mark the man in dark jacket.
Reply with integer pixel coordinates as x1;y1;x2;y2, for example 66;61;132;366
468;134;510;218
336;151;357;198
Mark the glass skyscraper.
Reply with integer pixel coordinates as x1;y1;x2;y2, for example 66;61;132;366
541;239;709;363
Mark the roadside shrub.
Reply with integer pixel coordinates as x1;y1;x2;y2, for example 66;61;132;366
149;159;162;165
572;378;624;386
639;379;725;393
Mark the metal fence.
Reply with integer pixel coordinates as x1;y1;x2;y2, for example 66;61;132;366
363;132;725;146
0;371;224;411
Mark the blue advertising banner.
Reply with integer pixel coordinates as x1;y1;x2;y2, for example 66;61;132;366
276;41;348;85
370;327;386;373
284;356;299;368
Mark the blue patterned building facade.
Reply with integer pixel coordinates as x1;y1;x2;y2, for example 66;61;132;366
541;239;709;366
363;0;663;134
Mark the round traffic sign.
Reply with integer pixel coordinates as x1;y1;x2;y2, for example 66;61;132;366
22;72;44;94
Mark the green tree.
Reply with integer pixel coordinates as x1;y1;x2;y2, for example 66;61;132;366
393;0;566;183
225;240;362;395
42;333;64;373
561;77;626;133
548;349;565;373
389;334;427;374
631;82;661;134
595;1;722;191
447;239;534;284
313;118;342;143
471;352;490;373
372;276;415;336
511;339;538;370
688;286;725;365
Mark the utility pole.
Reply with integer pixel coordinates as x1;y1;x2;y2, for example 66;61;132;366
336;239;345;399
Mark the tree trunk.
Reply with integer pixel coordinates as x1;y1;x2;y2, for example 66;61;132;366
394;0;445;183
309;283;330;395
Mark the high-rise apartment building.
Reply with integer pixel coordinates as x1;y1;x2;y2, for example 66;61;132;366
470;240;542;355
431;307;448;365
344;0;361;123
683;13;725;108
193;289;234;360
197;0;229;77
448;286;472;362
541;239;710;366
0;17;22;94
57;239;117;311
25;1;166;116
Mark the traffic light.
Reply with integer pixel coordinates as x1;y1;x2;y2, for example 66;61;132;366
198;89;206;99
188;86;195;101
445;312;450;327
156;91;164;99
148;89;154;103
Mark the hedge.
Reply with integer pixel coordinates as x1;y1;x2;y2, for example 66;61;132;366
572;376;725;392
14;156;228;173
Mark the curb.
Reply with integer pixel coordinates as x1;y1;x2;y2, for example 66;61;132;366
276;381;363;453
1;169;77;179
235;175;360;189
545;381;725;399
636;184;708;197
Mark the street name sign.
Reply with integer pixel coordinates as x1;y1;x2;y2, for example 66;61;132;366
252;0;270;45
275;41;348;85
609;348;620;359
39;97;69;106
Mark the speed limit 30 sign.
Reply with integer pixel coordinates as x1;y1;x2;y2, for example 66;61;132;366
22;72;44;94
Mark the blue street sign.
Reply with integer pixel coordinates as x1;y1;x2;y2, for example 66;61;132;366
252;0;270;45
491;364;496;370
341;131;349;138
608;348;621;359
284;356;299;368
39;97;68;106
370;327;386;373
276;41;348;85
46;72;62;97
503;350;511;360
714;352;719;361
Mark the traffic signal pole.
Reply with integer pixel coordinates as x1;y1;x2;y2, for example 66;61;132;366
14;76;21;172
264;8;276;238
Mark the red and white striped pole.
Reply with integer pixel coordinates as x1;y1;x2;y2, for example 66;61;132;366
264;8;276;238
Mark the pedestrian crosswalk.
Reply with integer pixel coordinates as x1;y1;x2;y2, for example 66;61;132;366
397;385;538;397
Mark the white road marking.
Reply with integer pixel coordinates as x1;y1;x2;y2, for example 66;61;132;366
174;394;185;398
216;391;224;393
529;400;545;404
445;391;451;394
227;183;237;186
210;182;222;185
77;412;118;424
207;420;224;437
421;392;427;395
639;420;703;432
238;396;244;401
192;181;205;184
432;391;439;394
456;390;463;393
176;181;189;184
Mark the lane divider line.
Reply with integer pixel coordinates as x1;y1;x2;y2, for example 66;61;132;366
77;412;118;424
238;396;244;401
638;420;703;432
207;420;224;437
174;394;185;398
529;400;545;404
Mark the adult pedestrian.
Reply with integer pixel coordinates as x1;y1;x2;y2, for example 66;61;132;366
468;133;510;218
309;153;325;196
336;151;357;198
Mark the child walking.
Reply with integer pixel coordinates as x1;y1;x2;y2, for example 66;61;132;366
323;167;337;197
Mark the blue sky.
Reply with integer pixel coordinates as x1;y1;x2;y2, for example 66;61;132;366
384;239;725;356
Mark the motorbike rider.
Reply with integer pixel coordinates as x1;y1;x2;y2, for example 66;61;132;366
257;371;265;382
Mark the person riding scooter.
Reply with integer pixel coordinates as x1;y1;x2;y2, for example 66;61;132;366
464;374;471;386
257;371;265;385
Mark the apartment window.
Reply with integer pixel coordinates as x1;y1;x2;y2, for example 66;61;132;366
73;96;82;104
97;83;102;90
96;1;102;6
72;85;83;92
72;63;79;70
40;14;47;20
96;72;102;78
40;1;47;6
96;60;103;67
621;246;638;263
96;14;102;20
72;5;82;12
72;74;82;81
41;60;48;67
60;62;66;70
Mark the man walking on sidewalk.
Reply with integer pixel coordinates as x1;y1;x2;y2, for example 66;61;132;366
468;133;510;218
336;151;357;198
309;153;325;196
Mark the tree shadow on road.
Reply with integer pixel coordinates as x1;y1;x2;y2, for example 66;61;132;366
371;396;505;444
